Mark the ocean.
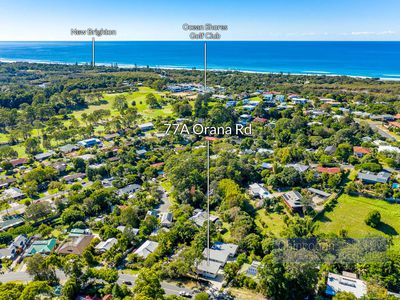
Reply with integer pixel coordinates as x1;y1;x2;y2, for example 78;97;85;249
0;41;400;79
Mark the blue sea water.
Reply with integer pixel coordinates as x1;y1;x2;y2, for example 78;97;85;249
0;41;400;79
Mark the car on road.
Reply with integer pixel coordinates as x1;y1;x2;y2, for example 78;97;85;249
179;291;192;298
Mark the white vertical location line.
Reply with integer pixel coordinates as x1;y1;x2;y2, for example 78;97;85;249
207;139;210;265
204;41;207;92
205;41;210;265
92;37;95;67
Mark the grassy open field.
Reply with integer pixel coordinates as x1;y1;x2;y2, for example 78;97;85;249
72;87;174;122
316;194;400;239
229;288;265;300
255;209;287;236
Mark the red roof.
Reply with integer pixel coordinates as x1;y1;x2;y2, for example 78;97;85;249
316;166;341;174
102;295;113;300
353;146;371;154
388;121;400;128
394;114;400;119
205;136;219;141
151;162;165;168
253;117;268;123
9;158;28;167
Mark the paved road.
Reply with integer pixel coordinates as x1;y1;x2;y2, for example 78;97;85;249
358;119;398;141
156;186;171;213
118;273;193;296
0;270;66;283
0;271;193;297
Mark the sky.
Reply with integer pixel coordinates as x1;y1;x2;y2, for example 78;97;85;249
0;0;400;41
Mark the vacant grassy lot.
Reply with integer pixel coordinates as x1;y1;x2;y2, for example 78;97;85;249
255;208;287;237
316;194;400;238
230;288;265;300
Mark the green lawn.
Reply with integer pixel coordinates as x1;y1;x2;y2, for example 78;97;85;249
316;194;400;238
71;87;173;123
255;209;287;237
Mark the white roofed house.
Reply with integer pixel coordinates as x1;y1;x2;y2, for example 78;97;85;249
59;144;79;154
285;163;309;173
196;259;221;279
117;184;141;197
138;122;154;131
202;242;238;266
77;138;101;148
0;235;28;260
159;212;173;228
196;242;238;279
0;187;25;201
133;240;159;259
95;238;118;253
326;272;367;298
249;183;271;199
189;209;219;227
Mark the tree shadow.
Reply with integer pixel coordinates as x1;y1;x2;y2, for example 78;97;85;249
376;222;398;236
316;214;332;223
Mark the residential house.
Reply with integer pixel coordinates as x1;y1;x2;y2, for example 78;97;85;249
353;147;371;158
57;235;94;255
0;217;24;231
103;133;120;141
0;187;25;201
76;154;96;161
133;240;159;259
275;95;285;102
307;188;332;201
378;145;400;153
261;162;273;170
136;149;147;157
159;212;173;228
281;191;304;213
138;122;154;131
196;259;221;279
62;173;86;183
253;117;267;123
249;183;271;199
239;261;261;278
69;228;92;238
59;144;79;154
34;150;56;161
326;272;367;299
316;166;341;175
51;161;67;173
190;209;219;227
291;97;309;105
357;171;391;184
202;242;238;266
95;238;118;253
324;145;337;155
117;226;139;235
226;100;236;107
117;184;141;197
286;163;309;173
25;239;57;256
77;138;101;148
196;259;222;279
9;158;29;168
0;177;17;188
0;235;28;260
